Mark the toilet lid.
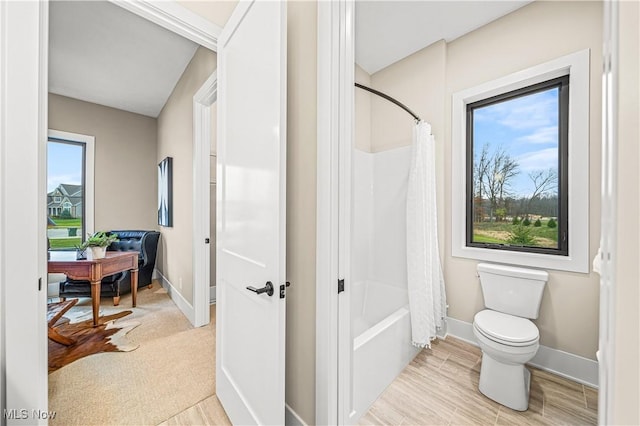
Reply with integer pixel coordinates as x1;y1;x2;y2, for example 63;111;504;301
474;310;539;345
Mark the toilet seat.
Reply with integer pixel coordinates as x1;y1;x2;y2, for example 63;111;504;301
474;310;539;347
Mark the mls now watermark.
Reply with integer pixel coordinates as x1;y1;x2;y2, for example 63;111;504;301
4;409;57;420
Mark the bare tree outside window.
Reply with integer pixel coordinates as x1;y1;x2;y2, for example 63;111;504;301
466;76;569;255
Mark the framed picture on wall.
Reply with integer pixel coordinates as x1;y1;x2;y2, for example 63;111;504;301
158;156;173;227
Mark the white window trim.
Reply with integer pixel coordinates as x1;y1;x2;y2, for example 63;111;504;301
48;129;95;236
451;49;590;273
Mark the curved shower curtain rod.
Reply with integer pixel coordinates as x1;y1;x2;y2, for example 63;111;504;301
355;82;422;123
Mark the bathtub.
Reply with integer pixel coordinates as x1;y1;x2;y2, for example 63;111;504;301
351;280;421;421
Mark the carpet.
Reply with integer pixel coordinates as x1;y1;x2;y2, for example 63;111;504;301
48;285;217;425
48;311;140;373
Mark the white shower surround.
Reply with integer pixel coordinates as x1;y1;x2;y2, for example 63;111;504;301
351;280;419;419
352;147;412;286
350;146;420;421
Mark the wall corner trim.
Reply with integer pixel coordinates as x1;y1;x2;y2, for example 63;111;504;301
445;316;599;388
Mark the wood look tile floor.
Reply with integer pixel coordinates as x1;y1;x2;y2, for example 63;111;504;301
158;395;231;426
360;336;598;426
160;331;597;426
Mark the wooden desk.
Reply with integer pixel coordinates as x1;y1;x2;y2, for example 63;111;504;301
48;251;139;326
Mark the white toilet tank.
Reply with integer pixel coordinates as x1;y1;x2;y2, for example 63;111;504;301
477;263;548;319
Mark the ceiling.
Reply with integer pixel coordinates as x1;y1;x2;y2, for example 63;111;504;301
355;1;533;74
49;1;533;115
49;1;200;118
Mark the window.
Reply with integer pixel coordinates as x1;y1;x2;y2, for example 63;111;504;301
466;76;568;256
47;130;95;251
451;49;590;273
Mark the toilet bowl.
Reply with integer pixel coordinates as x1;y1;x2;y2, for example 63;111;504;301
473;263;548;411
473;309;540;411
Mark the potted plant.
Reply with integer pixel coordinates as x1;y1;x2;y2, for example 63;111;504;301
79;231;119;260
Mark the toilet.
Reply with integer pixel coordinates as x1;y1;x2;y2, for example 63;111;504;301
473;262;548;411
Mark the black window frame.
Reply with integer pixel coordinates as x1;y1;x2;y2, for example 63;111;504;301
465;75;569;256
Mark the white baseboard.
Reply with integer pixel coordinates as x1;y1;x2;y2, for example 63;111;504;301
444;316;599;388
156;270;195;325
444;317;477;345
210;285;216;304
528;345;599;388
285;403;307;426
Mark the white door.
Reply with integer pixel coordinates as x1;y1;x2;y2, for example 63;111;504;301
216;1;287;424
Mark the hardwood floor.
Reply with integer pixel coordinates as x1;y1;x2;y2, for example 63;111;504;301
360;336;598;426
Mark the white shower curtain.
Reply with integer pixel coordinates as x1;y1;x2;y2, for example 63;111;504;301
406;120;447;348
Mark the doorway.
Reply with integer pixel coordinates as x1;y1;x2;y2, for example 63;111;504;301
316;1;616;425
0;0;220;419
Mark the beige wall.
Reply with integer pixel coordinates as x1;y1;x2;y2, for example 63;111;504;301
613;0;640;423
370;39;446;156
156;46;216;304
445;0;601;360
358;1;602;359
180;1;236;29
285;2;317;423
48;93;158;231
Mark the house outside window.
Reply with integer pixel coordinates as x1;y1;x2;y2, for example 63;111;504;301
47;130;95;251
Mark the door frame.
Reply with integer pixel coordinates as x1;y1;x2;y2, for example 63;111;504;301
316;0;354;424
315;1;618;425
0;1;50;421
598;0;619;423
193;71;217;327
110;1;220;328
0;0;221;417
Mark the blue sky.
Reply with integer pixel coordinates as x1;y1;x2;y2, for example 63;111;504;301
47;141;83;192
473;87;559;198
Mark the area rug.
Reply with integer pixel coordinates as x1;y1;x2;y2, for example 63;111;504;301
48;311;140;373
48;287;217;425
